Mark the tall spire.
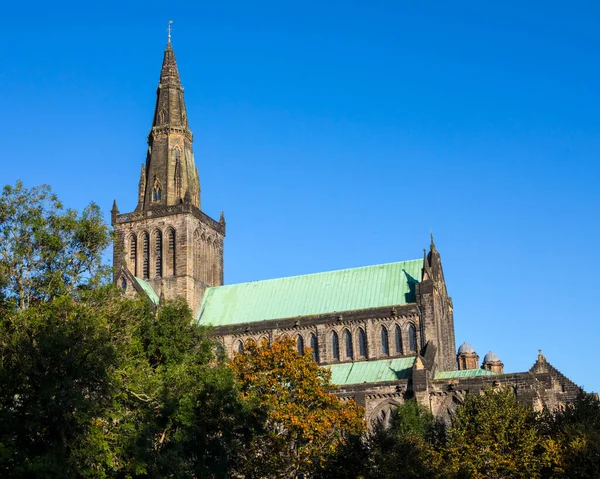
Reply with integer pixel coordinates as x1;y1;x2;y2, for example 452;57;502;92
157;41;182;91
138;38;200;210
152;42;186;127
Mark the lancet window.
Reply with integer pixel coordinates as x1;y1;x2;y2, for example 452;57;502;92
344;329;353;360
395;325;403;355
155;230;163;277
297;335;304;355
310;333;318;362
168;229;176;276
332;331;340;361
381;326;389;356
142;232;150;279
129;234;137;276
358;328;367;358
152;177;162;202
408;324;417;352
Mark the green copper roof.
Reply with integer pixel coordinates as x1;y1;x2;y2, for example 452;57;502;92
134;277;159;305
434;369;500;380
328;357;416;386
196;259;422;326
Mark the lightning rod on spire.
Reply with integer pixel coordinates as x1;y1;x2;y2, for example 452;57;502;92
167;20;173;43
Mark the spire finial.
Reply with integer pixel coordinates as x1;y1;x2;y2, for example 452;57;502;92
167;20;173;43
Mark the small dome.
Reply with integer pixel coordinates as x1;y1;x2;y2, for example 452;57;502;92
458;342;475;354
483;351;501;363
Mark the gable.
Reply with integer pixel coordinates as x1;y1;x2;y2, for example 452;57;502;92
196;259;422;327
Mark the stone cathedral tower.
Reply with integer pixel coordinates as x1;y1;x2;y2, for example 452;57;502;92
111;40;225;314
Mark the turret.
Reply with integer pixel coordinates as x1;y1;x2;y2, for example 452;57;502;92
482;351;504;373
457;342;479;370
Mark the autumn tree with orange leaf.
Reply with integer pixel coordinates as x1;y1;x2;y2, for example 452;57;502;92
231;337;366;478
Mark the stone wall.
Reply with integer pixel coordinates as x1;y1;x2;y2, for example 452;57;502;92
112;203;224;314
211;304;422;365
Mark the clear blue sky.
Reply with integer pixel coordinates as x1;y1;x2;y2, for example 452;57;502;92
3;1;599;392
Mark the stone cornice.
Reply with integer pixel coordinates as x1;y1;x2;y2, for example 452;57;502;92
208;303;419;336
149;125;193;142
113;203;225;235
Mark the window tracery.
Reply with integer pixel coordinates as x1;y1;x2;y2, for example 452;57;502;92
152;176;163;202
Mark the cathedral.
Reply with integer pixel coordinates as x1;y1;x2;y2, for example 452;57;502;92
112;40;581;422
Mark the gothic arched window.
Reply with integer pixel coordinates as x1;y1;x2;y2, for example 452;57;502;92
381;326;389;356
344;329;353;360
235;340;243;354
129;234;137;276
358;328;367;358
152;177;162;203
297;335;304;355
332;331;340;361
408;324;417;352
120;277;127;290
395;325;403;355
168;229;176;276
310;333;318;362
142;232;150;279
154;230;163;277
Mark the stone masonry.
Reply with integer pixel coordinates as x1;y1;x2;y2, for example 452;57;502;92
112;38;583;423
112;40;224;314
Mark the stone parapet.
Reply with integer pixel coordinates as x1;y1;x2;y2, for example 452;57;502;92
114;203;225;235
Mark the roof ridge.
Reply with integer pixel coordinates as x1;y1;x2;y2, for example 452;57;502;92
207;258;423;291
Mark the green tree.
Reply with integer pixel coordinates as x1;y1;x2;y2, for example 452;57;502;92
106;296;256;478
539;392;600;478
231;337;366;479
0;182;256;477
0;287;257;478
0;290;118;477
443;388;553;479
362;399;445;479
0;181;111;310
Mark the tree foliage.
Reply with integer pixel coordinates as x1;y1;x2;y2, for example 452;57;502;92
0;181;111;310
231;337;366;478
0;287;256;478
443;387;555;479
106;295;256;478
2;181;599;478
0;290;117;478
539;392;600;478
364;399;444;479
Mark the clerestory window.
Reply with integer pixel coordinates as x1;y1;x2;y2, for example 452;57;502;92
381;326;389;356
332;331;340;361
409;324;417;352
310;333;319;362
